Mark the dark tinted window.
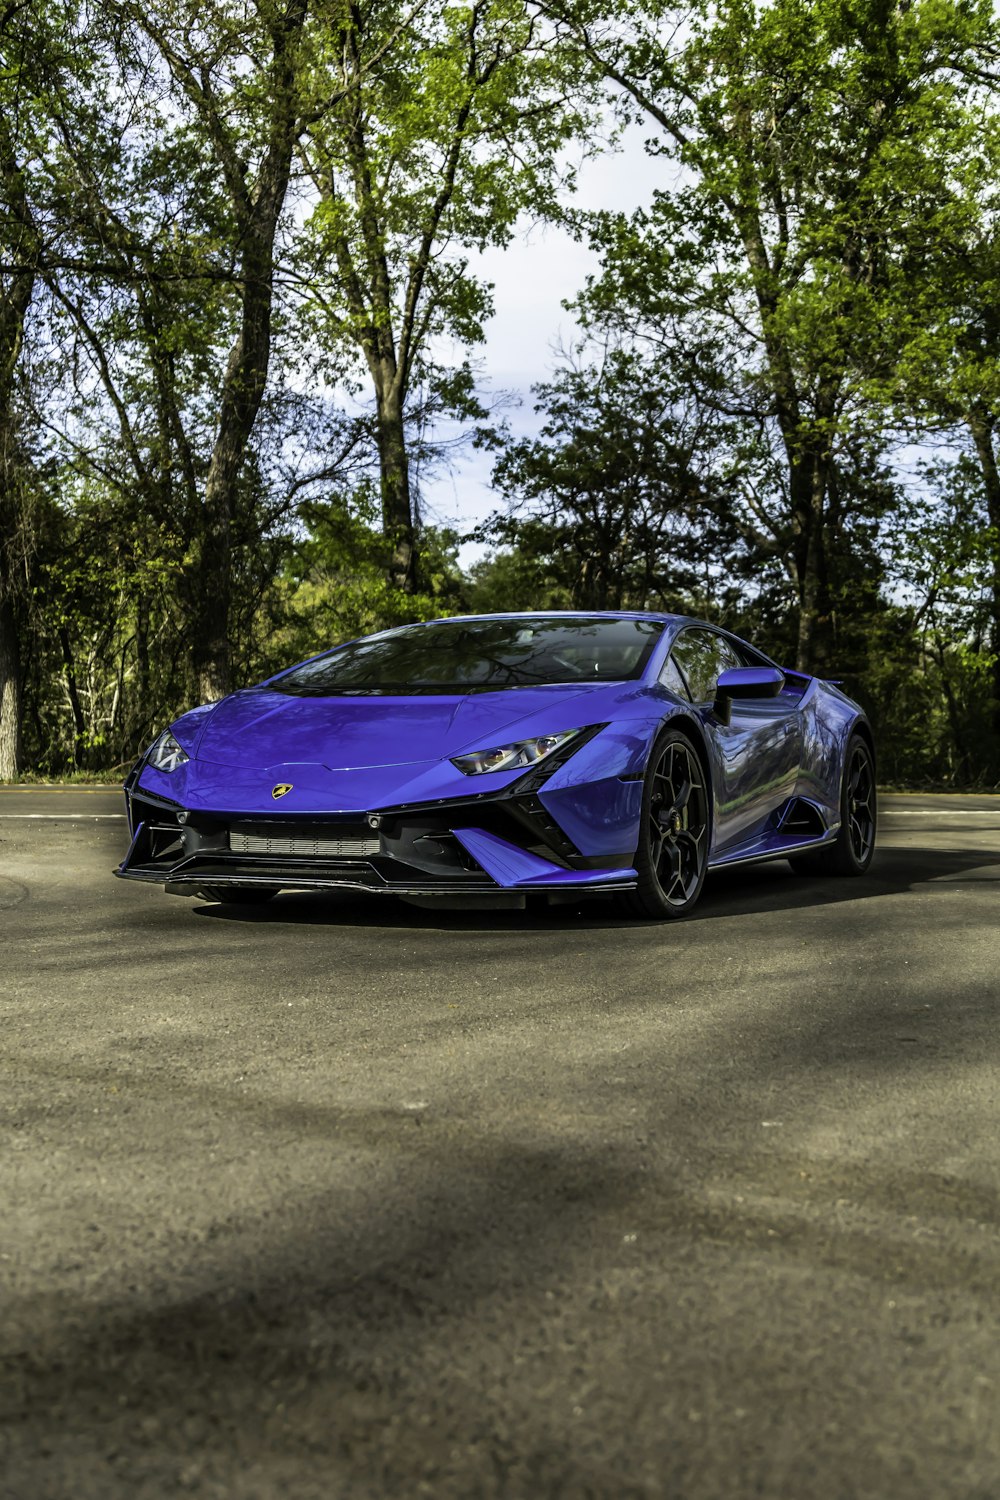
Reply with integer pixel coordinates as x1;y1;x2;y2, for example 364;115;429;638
670;629;742;703
268;617;665;696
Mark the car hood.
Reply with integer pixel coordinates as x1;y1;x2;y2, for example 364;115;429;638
190;684;611;771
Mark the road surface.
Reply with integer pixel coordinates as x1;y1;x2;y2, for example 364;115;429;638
1;788;998;1499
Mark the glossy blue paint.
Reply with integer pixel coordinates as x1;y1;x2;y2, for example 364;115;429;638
703;693;802;855
451;828;637;888
136;679;662;817
715;665;785;699
137;687;644;810
539;776;646;862
792;679;859;833
190;683;611;769
118;609;872;903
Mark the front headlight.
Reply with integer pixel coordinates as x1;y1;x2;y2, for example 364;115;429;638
146;730;190;773
451;728;584;776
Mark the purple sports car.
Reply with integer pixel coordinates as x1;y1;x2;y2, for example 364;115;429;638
116;612;876;917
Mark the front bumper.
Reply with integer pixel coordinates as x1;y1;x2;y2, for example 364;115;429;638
115;784;638;897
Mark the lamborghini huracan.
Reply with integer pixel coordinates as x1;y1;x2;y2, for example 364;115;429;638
115;612;877;918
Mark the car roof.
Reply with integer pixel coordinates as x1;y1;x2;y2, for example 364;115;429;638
396;610;693;626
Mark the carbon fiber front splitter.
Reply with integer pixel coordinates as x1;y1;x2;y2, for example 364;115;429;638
115;831;637;896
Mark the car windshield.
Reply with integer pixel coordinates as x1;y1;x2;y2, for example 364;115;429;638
267;617;664;696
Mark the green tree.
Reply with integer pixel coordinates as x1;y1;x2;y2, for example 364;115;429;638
0;0;74;777
891;210;1000;774
112;0;325;699
880;459;1000;785
265;486;466;664
542;0;998;671
464;545;572;613
487;341;735;610
297;0;589;595
24;0;407;742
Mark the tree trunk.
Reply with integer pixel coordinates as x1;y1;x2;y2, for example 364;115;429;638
736;211;842;677
0;593;21;779
965;406;1000;776
136;593;150;720
0;149;36;780
788;453;830;674
193;227;284;699
152;0;309;701
192;233;283;700
192;447;235;702
934;633;972;785
375;387;416;594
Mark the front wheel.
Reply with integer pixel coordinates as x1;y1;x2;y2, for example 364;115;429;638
790;733;876;877
617;728;711;919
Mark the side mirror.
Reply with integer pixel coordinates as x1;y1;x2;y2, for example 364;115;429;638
712;666;785;725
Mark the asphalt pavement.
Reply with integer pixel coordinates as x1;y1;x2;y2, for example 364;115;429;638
1;788;999;1499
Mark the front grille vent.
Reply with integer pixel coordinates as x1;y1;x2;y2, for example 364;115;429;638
511;794;580;860
228;823;380;859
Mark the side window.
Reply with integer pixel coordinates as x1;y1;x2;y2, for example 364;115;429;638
670;629;741;703
659;654;691;700
712;635;745;677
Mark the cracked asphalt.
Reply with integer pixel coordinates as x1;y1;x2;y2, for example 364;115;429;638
1;788;998;1500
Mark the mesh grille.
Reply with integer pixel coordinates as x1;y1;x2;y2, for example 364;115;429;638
228;824;379;858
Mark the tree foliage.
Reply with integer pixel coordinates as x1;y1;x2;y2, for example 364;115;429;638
296;0;589;592
534;0;999;674
488;342;737;611
1;0;999;784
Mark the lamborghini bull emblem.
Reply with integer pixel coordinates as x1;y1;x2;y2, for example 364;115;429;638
271;783;293;800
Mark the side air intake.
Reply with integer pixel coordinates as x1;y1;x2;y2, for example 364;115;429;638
778;798;827;837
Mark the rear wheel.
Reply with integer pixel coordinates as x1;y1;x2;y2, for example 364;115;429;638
196;886;279;904
617;728;710;919
790;733;876;877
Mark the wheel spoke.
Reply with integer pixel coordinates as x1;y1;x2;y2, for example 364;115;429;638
669;779;691;816
845;747;875;861
655;838;683;895
675;829;704;856
646;740;709;908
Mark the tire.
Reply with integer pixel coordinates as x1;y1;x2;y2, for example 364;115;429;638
789;732;876;877
196;885;279;904
617;727;711;919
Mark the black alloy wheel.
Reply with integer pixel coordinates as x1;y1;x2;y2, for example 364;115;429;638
844;741;877;866
790;732;876;877
618;728;711;919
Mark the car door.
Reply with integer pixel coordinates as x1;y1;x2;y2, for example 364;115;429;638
667;628;802;856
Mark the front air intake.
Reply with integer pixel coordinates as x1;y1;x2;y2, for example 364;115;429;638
228;823;380;858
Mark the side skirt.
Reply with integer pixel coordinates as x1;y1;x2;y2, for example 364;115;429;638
708;828;839;872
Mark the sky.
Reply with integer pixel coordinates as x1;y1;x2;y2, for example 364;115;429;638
420;126;655;565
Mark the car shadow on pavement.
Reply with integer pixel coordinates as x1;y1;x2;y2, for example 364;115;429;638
190;844;998;932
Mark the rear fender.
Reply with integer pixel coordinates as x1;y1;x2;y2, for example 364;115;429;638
795;685;871;828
